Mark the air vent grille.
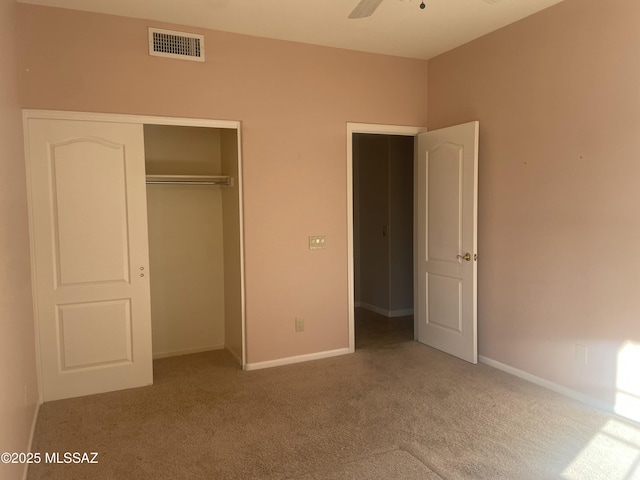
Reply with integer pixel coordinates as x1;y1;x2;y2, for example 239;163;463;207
148;28;205;62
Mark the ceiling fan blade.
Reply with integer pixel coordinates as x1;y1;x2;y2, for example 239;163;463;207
348;0;384;19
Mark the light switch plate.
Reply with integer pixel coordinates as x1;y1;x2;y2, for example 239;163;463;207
309;236;326;250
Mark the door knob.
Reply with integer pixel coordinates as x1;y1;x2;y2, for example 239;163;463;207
457;253;472;262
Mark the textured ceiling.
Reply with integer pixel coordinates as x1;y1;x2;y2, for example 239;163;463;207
18;0;566;59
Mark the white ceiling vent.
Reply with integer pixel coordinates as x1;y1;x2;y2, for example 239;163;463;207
148;27;205;62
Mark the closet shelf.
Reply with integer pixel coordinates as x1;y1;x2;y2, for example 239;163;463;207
145;174;233;186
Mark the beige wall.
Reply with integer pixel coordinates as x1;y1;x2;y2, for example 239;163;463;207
18;4;428;364
428;0;640;406
146;185;226;356
0;0;38;478
144;124;222;175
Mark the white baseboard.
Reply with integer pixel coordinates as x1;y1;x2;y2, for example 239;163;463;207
357;302;414;318
245;347;351;371
153;344;224;359
24;401;41;480
479;355;613;413
389;308;414;317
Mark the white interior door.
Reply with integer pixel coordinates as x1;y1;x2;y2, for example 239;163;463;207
416;121;478;363
27;118;153;401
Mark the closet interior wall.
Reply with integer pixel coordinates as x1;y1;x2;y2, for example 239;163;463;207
144;125;242;362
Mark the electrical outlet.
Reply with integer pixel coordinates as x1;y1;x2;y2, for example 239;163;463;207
575;344;588;365
295;317;305;332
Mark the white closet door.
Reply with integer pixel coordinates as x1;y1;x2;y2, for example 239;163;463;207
27;118;153;401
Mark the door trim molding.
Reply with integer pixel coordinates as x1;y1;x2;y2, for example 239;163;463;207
346;122;426;352
23;109;241;129
23;110;248;402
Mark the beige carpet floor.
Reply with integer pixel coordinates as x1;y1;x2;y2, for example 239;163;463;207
27;310;639;479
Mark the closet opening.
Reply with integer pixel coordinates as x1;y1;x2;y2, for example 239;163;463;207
143;124;244;367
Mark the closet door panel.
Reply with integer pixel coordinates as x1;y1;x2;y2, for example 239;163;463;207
27;118;153;401
52;138;130;286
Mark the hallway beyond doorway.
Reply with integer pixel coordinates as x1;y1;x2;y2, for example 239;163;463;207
355;307;414;350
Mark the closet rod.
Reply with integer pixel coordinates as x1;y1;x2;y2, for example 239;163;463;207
145;175;233;186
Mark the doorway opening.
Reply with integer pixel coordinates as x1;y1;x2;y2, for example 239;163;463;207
347;123;426;351
348;121;479;362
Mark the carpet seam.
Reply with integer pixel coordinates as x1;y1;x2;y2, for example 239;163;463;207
399;443;448;480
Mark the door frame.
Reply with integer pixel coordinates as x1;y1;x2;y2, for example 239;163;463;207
23;109;248;403
346;122;427;352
